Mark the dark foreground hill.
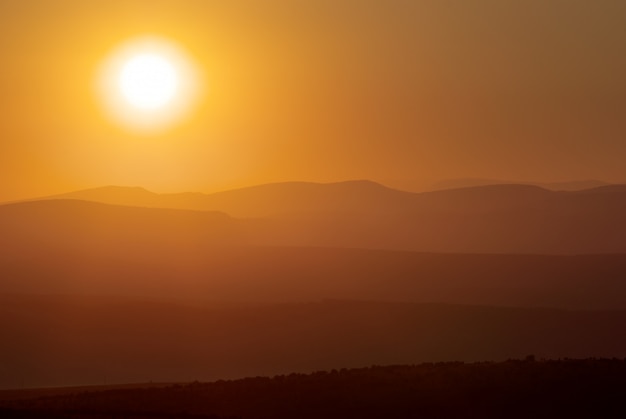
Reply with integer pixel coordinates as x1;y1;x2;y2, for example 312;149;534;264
2;359;626;418
1;295;625;389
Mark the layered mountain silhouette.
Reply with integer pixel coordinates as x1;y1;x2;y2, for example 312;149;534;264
429;178;612;191
49;181;411;217
13;181;626;253
2;199;626;309
48;180;626;215
3;181;626;389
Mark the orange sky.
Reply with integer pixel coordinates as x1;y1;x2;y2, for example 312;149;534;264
1;0;625;201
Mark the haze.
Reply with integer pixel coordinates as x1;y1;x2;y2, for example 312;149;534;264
1;0;626;201
2;4;626;414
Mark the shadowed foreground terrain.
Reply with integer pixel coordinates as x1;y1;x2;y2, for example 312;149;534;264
2;359;625;418
2;183;626;395
1;295;625;389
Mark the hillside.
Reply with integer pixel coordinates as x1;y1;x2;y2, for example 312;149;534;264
25;181;626;253
0;295;625;389
2;199;626;307
429;178;611;191
48;181;412;217
2;359;626;418
47;181;626;216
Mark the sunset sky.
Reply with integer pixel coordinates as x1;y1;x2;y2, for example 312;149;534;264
1;0;625;201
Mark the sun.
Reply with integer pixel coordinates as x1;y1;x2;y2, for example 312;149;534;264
97;36;202;133
119;53;178;110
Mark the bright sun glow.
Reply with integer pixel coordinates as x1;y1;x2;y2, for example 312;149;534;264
120;54;178;110
97;36;202;133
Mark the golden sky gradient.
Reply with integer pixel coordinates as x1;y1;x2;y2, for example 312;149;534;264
1;0;625;201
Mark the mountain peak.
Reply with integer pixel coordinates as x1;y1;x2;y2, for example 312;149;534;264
50;185;161;208
56;185;156;197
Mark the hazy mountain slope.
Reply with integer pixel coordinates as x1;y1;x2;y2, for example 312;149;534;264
254;205;626;254
47;180;626;218
429;178;611;191
48;181;588;216
0;199;237;246
50;181;619;217
33;182;626;253
0;295;625;389
231;183;626;253
2;200;626;308
51;180;413;217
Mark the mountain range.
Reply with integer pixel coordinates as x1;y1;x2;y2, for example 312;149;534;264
7;180;626;254
2;180;626;389
427;178;612;192
45;180;626;217
4;181;626;305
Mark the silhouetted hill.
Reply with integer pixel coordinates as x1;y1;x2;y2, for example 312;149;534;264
2;199;626;307
0;198;235;243
26;181;626;253
0;295;625;389
430;178;611;191
573;184;626;195
45;180;573;216
49;181;616;214
2;359;626;418
55;185;158;204
50;180;409;217
237;182;626;253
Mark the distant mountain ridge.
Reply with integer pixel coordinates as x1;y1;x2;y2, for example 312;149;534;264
4;180;626;253
429;178;612;191
3;185;626;390
42;179;626;217
48;180;410;217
